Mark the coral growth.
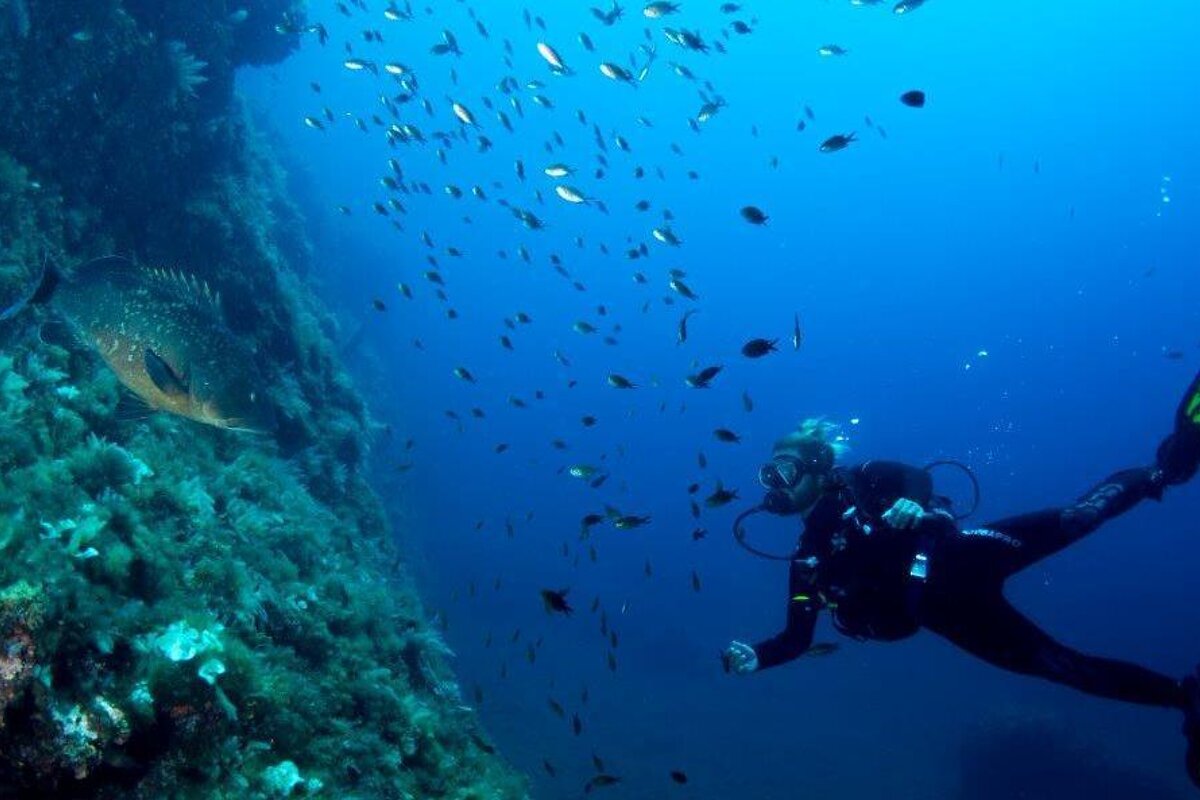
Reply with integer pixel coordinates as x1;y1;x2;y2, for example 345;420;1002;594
164;39;209;104
0;1;524;797
0;582;43;726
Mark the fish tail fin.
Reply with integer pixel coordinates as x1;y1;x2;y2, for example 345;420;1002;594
29;260;60;307
0;256;60;322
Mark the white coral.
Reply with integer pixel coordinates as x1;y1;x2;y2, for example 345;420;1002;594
40;504;109;557
262;761;321;797
166;40;208;101
63;502;109;557
154;621;223;662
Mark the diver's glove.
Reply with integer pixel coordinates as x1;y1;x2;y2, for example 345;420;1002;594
723;641;759;675
882;498;925;529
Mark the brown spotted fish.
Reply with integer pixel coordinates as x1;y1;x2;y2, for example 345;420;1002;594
52;256;275;432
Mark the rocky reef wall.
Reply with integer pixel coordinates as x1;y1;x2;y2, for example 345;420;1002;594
0;2;524;797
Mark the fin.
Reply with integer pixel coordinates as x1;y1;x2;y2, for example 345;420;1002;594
143;349;188;398
36;317;75;349
29;261;60;306
1158;370;1200;486
75;254;136;278
69;255;145;295
78;256;222;314
115;390;154;423
146;266;221;312
0;260;59;321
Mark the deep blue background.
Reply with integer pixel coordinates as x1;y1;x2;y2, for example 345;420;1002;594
241;1;1200;796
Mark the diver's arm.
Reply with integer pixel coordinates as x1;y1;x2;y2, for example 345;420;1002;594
750;559;818;670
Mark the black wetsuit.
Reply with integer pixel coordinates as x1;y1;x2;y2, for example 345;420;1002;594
752;460;1186;710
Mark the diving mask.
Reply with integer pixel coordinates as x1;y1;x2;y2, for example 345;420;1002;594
760;459;816;515
758;453;829;490
757;445;835;515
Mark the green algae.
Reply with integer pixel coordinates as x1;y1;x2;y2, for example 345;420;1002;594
0;2;525;798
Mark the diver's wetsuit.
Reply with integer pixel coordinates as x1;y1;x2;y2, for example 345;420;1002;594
752;460;1186;710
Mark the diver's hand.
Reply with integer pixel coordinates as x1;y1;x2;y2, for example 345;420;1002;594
882;498;925;529
723;641;759;675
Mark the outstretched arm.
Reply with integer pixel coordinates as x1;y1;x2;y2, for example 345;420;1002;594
733;559;819;673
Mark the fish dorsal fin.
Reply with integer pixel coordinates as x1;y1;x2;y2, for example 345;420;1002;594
70;255;138;286
76;257;222;315
81;255;136;273
147;267;222;314
144;348;189;398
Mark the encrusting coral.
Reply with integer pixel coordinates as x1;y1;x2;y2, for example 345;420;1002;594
0;1;525;798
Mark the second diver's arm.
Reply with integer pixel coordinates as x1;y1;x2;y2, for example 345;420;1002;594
750;558;819;671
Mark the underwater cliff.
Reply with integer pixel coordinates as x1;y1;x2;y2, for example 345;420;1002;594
0;1;524;797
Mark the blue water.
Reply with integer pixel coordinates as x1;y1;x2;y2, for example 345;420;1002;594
241;1;1200;796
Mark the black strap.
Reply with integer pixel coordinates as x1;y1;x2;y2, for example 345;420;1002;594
922;460;981;520
732;506;799;561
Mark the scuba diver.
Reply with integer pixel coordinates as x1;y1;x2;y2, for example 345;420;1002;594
724;371;1200;788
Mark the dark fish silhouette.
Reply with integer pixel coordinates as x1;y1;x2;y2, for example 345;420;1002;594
819;133;857;152
741;338;778;358
740;205;768;224
540;588;573;615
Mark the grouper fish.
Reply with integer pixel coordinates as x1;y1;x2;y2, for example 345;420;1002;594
23;256;276;433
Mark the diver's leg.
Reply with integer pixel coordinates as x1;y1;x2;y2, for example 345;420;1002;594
973;368;1200;577
923;593;1185;709
966;466;1163;579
